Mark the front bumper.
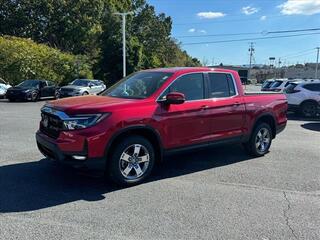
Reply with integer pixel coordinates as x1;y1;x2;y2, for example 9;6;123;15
288;104;299;112
36;131;105;170
6;91;29;100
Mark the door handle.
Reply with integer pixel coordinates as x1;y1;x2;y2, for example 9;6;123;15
201;105;209;110
233;102;241;107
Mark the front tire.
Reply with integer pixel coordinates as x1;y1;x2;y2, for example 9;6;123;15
107;135;155;186
82;91;89;96
300;101;318;118
31;91;39;102
244;123;272;157
54;91;60;99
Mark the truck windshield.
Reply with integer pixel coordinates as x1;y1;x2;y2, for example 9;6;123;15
103;72;173;99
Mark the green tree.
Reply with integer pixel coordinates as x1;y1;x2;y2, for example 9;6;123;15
0;36;92;85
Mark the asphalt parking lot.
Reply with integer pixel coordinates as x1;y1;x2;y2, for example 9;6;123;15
0;89;320;240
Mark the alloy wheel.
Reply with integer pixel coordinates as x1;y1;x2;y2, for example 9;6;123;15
119;144;150;180
255;127;271;154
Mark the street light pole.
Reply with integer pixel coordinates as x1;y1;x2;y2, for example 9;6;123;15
315;47;319;79
114;12;133;78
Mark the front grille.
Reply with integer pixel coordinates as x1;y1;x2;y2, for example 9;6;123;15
60;88;74;93
40;112;63;139
7;90;25;98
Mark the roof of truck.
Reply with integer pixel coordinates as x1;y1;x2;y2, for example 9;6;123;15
143;67;236;74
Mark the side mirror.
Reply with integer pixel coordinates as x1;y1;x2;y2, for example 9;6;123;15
89;83;94;88
162;92;185;105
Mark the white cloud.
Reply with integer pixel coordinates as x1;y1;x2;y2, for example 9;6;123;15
260;15;267;20
197;11;226;19
278;0;320;15
241;6;259;15
188;28;196;33
199;29;207;34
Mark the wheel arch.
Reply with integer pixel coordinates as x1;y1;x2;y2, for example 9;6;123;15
105;125;164;165
300;99;319;107
252;113;277;139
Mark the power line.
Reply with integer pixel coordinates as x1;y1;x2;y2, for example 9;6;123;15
176;27;320;39
282;50;315;59
280;48;315;58
173;14;284;26
181;32;320;46
177;32;259;38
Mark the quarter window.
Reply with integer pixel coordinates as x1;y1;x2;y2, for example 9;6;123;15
161;73;205;101
303;83;320;92
208;73;236;98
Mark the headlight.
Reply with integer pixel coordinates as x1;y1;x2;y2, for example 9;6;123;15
24;89;31;93
63;113;110;130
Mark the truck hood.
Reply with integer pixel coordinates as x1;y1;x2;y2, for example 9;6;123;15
46;95;142;115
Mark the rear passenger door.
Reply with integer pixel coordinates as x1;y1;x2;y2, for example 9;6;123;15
205;72;246;141
158;73;214;149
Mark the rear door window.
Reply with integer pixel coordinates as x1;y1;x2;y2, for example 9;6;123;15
303;83;320;92
208;73;236;98
284;83;298;93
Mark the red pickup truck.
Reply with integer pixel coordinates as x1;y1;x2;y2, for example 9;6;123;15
36;67;287;186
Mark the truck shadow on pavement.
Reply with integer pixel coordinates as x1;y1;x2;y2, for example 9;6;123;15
0;144;255;213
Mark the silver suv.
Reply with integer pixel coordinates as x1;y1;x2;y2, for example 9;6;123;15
58;79;106;98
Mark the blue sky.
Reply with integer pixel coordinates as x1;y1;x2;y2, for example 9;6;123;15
147;0;320;66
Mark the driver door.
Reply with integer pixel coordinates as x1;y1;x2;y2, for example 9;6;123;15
157;73;213;149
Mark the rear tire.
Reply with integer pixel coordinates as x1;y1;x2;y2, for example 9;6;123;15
244;123;272;157
300;101;318;118
31;91;39;102
107;135;155;187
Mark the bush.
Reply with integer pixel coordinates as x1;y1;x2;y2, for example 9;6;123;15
0;36;93;86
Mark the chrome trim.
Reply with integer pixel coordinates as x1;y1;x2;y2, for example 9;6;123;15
41;106;70;120
41;106;106;122
156;71;239;103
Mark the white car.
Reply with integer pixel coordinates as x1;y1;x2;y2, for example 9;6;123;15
284;80;320;117
268;79;294;92
58;79;106;98
0;78;12;98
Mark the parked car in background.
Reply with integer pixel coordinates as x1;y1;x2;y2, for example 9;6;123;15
284;79;320;117
268;79;293;92
58;79;106;98
6;80;59;102
0;78;11;98
36;67;287;186
261;79;275;91
0;85;8;99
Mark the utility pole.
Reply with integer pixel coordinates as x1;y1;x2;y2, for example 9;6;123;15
114;12;133;78
278;58;282;78
248;42;255;84
316;47;319;79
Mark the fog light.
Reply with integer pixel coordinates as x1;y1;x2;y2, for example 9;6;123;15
72;155;86;161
